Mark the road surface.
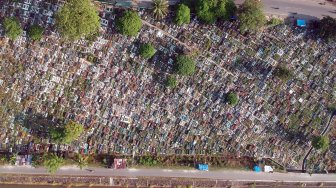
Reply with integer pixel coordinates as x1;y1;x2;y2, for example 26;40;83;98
1;166;336;182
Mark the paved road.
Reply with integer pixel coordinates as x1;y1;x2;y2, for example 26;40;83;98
235;0;336;19
1;166;336;182
260;0;336;19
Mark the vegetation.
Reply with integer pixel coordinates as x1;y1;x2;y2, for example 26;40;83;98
3;17;22;40
50;121;83;144
116;11;142;36
139;156;159;166
50;127;66;143
43;153;64;173
175;4;191;25
55;0;100;40
166;75;178;88
75;154;89;170
312;136;329;151
175;55;196;76
274;65;293;81
63;121;84;144
196;0;236;23
238;0;266;32
152;0;169;20
226;92;238;105
28;25;44;41
139;43;156;59
268;18;284;27
318;16;336;42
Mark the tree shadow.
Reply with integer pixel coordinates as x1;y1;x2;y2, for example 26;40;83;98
15;111;64;139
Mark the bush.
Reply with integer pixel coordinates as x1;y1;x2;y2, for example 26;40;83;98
166;75;178;88
226;92;238;105
312;136;329;151
3;17;22;40
139;43;156;59
28;25;44;41
175;55;196;76
116;11;142;36
175;4;191;25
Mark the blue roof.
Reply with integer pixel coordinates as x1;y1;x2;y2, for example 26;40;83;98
253;166;262;172
197;164;209;171
297;19;306;27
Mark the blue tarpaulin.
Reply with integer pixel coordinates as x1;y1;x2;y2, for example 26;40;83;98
297;19;306;27
197;164;209;171
253;165;262;172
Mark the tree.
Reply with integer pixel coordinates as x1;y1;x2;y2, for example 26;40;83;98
318;16;336;42
196;0;236;23
75;154;88;170
175;4;191;25
312;136;329;151
226;92;238;105
274;65;292;81
43;153;64;173
238;0;266;32
3;17;22;40
139;43;156;59
116;11;142;36
175;55;196;76
55;0;100;40
152;0;169;20
28;25;44;41
63;121;84;144
50;127;66;143
166;75;178;88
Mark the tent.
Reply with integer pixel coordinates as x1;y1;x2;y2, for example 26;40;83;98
264;165;274;173
297;19;306;27
197;164;209;171
253;165;262;172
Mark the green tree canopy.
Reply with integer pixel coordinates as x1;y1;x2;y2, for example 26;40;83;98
196;0;236;23
55;0;100;40
63;121;84;144
318;16;336;42
28;25;44;41
50;127;66;143
226;92;238;105
116;11;142;36
175;55;196;76
3;17;22;40
312;136;329;151
238;0;266;32
166;75;178;88
274;65;292;81
175;4;191;25
43;153;64;173
139;43;156;59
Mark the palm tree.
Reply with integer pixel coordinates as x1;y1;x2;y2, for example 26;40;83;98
75;154;88;170
152;0;169;20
